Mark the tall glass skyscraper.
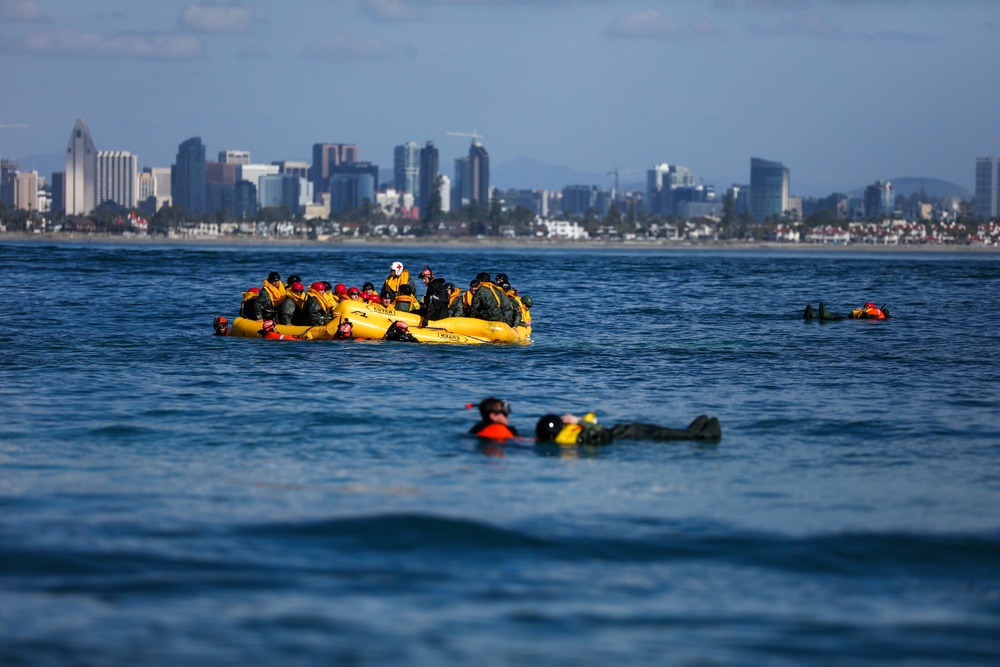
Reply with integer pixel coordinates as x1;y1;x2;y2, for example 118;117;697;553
419;141;439;213
172;137;207;217
393;142;420;200
750;157;789;224
975;157;999;219
469;142;489;210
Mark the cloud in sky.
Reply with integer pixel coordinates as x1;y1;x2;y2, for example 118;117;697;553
301;34;410;62
178;3;254;34
0;29;205;59
359;0;422;22
689;15;721;35
0;0;50;22
604;10;686;40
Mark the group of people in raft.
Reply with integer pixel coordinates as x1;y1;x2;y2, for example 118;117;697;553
212;261;533;340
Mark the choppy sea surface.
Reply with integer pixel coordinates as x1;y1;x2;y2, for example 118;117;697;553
1;240;998;666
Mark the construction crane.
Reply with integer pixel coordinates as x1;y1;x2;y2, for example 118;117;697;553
446;130;488;144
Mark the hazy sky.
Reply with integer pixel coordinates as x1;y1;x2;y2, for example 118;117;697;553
1;0;997;195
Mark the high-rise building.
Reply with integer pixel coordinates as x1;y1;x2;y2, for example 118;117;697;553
97;151;138;208
273;161;309;180
237;164;280;205
863;180;894;219
14;171;38;211
453;156;470;211
259;174;302;213
233;180;258;220
172;137;207;217
469;142;490;210
750;157;789;224
646;163;694;216
207;161;237;185
0;160;15;209
438;174;451;214
393;142;421;200
330;173;375;214
65;118;97;215
975;157;1000;219
50;172;65;213
562;185;598;216
310;143;359;200
419;141;439;213
218;149;250;165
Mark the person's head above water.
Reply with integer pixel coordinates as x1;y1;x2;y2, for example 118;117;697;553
477;397;511;420
535;414;564;441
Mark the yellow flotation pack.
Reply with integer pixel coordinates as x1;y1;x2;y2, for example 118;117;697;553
554;412;598;445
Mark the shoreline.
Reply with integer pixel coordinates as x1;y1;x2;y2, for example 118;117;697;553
2;231;997;253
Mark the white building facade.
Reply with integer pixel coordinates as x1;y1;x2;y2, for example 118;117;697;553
97;151;138;208
65;118;97;215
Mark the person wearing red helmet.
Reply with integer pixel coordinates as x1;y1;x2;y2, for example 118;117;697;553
258;319;300;341
360;282;381;305
346;286;361;300
279;281;306;325
301;282;332;326
212;316;229;336
384;320;418;342
240;286;262;318
333;319;354;340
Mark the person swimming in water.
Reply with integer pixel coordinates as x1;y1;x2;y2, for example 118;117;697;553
468;397;721;444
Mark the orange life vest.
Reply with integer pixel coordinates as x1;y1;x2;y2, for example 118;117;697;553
862;302;887;319
475;423;516;439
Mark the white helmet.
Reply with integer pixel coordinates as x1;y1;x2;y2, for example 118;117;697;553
391;261;404;277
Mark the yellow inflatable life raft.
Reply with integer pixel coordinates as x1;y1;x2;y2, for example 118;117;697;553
227;299;531;345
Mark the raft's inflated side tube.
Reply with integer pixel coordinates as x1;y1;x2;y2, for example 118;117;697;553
228;302;531;345
333;300;530;344
228;316;341;340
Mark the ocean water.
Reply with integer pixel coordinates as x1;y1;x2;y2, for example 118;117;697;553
1;240;998;666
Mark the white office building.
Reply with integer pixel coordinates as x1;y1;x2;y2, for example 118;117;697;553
65;118;96;215
97;151;138;208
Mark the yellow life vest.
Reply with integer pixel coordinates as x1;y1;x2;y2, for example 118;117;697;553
449;290;463;310
463;290;475;309
384;270;410;295
261;280;286;305
319;291;338;312
392;294;420;312
287;290;307;309
554;413;597;445
512;296;531;326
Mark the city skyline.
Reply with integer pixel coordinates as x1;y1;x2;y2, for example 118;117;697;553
1;0;997;196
